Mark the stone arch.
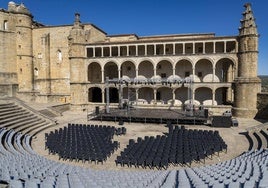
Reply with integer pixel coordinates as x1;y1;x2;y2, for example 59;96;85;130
215;58;235;82
104;61;118;80
138;87;154;104
88;87;102;103
175;87;188;104
215;87;232;105
123;87;136;101
156;60;173;79
157;57;175;67
195;59;213;82
156;87;173;104
138;60;154;78
175;59;193;78
121;61;136;79
88;62;102;83
105;87;119;103
195;87;213;105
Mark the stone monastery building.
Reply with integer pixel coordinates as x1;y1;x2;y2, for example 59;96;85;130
0;2;261;118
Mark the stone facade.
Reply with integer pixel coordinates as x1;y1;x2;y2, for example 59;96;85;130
256;93;268;120
0;2;261;118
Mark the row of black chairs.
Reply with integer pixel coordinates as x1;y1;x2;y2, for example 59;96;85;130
45;124;121;163
115;125;227;169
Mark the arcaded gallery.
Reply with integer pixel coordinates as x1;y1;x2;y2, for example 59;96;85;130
86;34;236;107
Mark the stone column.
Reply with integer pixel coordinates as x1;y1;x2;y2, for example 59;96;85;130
145;44;147;56
93;47;95;57
212;90;215;106
101;69;104;83
118;68;121;79
127;46;129;56
153;89;157;103
136;88;139;101
213;67;216;82
101;88;105;103
172;89;176;100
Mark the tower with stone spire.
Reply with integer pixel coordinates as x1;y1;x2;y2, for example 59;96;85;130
68;13;88;106
233;3;261;118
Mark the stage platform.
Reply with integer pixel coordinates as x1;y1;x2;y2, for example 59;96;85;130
90;108;208;125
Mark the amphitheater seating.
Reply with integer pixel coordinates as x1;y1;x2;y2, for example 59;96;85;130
2;127;267;188
1;99;268;187
116;126;227;169
45;124;120;163
0;100;55;135
243;127;268;151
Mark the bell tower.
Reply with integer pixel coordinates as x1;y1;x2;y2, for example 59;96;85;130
233;3;261;118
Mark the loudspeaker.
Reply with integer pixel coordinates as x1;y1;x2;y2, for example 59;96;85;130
211;116;232;127
204;109;208;118
95;106;99;115
119;119;124;125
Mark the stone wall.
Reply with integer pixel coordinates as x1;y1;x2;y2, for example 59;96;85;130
256;93;268;120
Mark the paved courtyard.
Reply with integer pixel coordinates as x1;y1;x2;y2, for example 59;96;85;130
31;108;263;171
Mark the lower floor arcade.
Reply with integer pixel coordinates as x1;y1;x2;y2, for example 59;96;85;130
87;84;233;107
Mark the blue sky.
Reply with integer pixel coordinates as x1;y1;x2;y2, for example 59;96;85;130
1;0;267;75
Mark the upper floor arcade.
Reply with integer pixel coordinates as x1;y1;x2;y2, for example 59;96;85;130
86;34;238;59
86;55;237;85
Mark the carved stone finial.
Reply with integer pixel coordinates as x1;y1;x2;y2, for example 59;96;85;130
75;13;80;23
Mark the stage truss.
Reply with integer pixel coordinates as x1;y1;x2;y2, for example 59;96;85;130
104;76;194;115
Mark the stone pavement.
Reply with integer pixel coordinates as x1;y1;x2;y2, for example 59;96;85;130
31;108;263;171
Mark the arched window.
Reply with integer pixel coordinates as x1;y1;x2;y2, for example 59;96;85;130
34;68;39;77
57;50;62;62
3;20;8;30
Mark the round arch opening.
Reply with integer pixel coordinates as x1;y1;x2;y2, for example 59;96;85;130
105;87;119;103
156;60;173;79
121;61;136;79
138;61;154;78
195;59;213;82
104;62;118;80
175;60;192;78
88;62;101;83
215;58;235;82
88;87;102;103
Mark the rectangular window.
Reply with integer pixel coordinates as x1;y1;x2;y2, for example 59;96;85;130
87;48;93;58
